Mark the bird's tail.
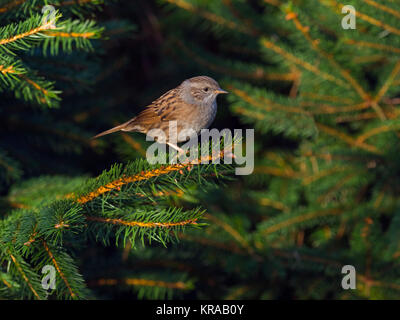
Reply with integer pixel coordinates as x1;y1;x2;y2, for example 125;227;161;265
91;120;134;139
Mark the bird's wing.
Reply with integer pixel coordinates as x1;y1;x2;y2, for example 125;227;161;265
151;87;179;115
92;87;187;139
124;88;189;132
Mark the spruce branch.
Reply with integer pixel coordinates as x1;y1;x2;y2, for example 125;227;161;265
0;12;61;54
0;0;25;14
363;0;400;19
40;19;103;55
345;39;400;55
260;38;349;88
284;6;386;120
227;82;317;138
0;246;47;300
88;274;193;300
164;0;252;35
0;146;234;299
316;123;380;154
0;0;104;18
0;149;22;190
172;37;298;82
258;207;343;237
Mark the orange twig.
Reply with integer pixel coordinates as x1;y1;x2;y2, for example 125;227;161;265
286;8;386;119
363;0;400;19
42;241;76;298
75;152;227;204
261;39;348;88
44;31;95;38
345;39;400;55
316;123;380;154
85;215;198;228
375;60;400;103
229;85;310;115
0;21;55;46
0;64;16;74
0;0;25;13
262;208;343;235
90;278;189;289
75;164;188;204
356;124;400;143
9;253;41;300
164;0;251;35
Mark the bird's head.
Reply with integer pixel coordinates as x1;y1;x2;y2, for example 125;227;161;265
180;76;228;106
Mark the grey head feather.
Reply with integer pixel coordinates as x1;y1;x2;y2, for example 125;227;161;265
179;76;225;107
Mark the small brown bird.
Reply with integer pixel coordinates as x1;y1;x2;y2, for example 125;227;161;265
92;76;228;153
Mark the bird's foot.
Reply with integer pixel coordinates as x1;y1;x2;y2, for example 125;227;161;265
167;143;189;164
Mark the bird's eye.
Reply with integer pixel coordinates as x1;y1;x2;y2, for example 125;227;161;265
203;87;209;92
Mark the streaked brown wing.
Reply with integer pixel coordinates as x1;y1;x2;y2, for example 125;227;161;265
123;87;188;134
151;87;179;115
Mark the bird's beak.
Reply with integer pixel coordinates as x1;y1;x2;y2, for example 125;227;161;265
215;89;228;94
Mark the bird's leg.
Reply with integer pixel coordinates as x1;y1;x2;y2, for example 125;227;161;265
166;142;185;154
167;142;187;164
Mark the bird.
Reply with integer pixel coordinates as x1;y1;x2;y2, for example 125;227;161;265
92;76;228;154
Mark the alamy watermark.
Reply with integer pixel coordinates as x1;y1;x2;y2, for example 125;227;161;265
145;121;254;175
41;264;56;291
341;5;356;29
41;5;57;29
341;265;356;290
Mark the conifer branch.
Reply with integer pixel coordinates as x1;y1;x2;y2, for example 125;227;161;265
44;31;95;38
42;240;76;298
164;0;252;35
59;0;102;7
74;151;231;204
40;19;103;54
308;102;370;115
0;0;24;14
356;123;400;144
263;0;281;7
0;63;15;74
285;8;386;119
323;0;400;36
233;106;264;121
90;277;190;290
358;274;400;292
0;22;53;46
260;207;343;236
345;40;400;55
363;0;400;19
257;197;289;212
178;233;248;255
74;164;191;204
374;61;400;103
0;14;59;52
316;123;380;154
120;133;146;157
221;0;261;36
254;165;300;178
335;112;381;123
205;213;253;254
229;85;310;115
261;38;349;88
173;38;298;82
300;92;355;104
7;252;43;300
302;167;349;186
3;0;400;300
356;11;400;36
85;215;199;228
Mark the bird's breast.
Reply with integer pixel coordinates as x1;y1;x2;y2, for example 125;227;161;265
153;101;218;143
188;101;217;132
